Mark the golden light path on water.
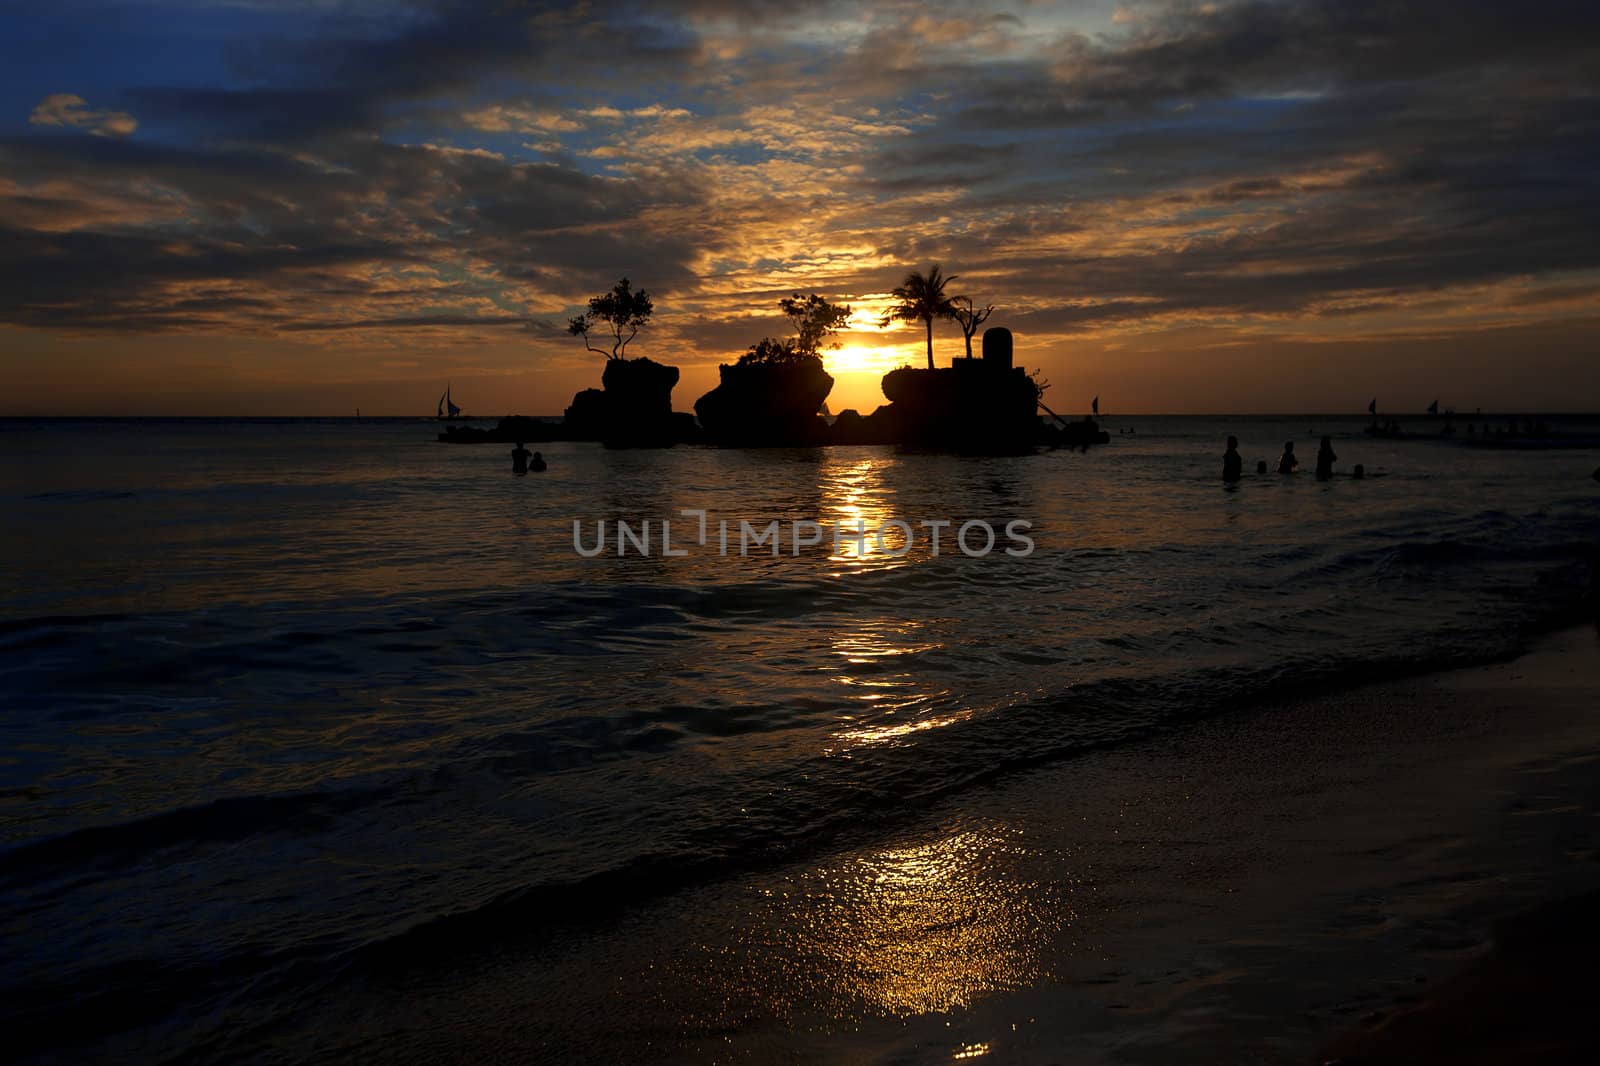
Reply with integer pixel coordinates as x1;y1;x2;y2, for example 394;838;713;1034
819;453;903;564
825;622;969;748
816;451;990;744
738;822;1073;1021
679;447;1064;1025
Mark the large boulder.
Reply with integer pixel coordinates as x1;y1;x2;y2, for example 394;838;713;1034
561;388;609;439
828;408;869;444
828;406;899;445
880;359;1038;454
560;357;684;447
1046;417;1111;451
694;355;834;447
859;325;1040;454
600;356;680;448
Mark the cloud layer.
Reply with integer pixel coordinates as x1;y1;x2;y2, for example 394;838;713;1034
1;0;1597;411
28;94;137;138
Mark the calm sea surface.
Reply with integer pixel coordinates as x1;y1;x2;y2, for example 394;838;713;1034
2;415;1597;1060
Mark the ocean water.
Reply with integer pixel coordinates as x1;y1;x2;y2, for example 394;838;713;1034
1;414;1597;1061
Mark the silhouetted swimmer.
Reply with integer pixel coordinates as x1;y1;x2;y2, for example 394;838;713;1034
1353;464;1365;479
1256;460;1268;474
531;451;547;472
1315;436;1337;480
1223;436;1242;481
1277;440;1298;474
511;442;530;475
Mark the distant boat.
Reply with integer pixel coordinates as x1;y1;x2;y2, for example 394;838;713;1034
1427;399;1439;416
436;385;464;420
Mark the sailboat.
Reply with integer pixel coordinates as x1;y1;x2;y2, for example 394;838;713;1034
436;384;464;421
1427;399;1439;416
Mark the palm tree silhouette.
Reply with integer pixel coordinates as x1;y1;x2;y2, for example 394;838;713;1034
883;264;958;370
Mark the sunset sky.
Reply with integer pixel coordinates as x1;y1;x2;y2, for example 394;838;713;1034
2;0;1597;416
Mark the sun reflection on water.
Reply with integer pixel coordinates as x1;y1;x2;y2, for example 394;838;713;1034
750;823;1067;1018
823;620;970;749
833;707;976;746
819;454;904;566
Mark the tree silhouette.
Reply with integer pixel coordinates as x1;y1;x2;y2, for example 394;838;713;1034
568;277;653;360
740;293;852;366
736;336;804;366
882;264;958;370
1027;367;1051;404
950;295;994;360
780;293;852;356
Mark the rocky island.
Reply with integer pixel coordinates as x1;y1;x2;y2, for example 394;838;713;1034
439;269;1111;454
876;327;1038;454
692;293;848;447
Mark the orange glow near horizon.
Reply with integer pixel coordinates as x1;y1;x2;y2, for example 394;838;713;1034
6;311;1600;418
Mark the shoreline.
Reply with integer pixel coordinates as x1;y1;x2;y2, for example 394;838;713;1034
242;624;1600;1064
697;623;1600;1066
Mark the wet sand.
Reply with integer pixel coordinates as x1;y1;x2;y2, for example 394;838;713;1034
269;626;1600;1064
1319;885;1600;1064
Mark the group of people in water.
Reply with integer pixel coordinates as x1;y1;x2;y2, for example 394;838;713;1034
511;443;547;475
1223;435;1362;482
1467;418;1552;439
512;433;1600;483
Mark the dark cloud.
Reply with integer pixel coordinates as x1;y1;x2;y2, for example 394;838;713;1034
2;0;1596;351
1041;0;1594;110
833;0;1600;331
143;0;707;145
284;313;530;331
0;128;713;331
669;313;793;357
125;87;384;142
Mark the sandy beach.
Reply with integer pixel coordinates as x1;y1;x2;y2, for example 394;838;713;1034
233;623;1600;1064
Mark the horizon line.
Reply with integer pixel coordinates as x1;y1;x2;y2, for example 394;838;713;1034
4;411;1596;421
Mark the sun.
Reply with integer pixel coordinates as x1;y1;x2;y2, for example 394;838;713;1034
824;344;910;375
823;343;924;413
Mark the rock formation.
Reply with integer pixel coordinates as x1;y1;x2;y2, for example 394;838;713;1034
694;354;834;447
438;357;689;445
875;327;1039;454
591;356;682;448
